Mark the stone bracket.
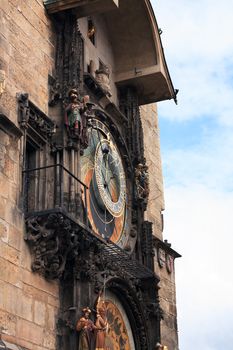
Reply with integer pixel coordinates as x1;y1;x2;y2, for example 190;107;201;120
25;212;82;279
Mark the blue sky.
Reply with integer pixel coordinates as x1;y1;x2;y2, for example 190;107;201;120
151;1;233;349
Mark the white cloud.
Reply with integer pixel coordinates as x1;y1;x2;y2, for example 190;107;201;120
164;185;233;350
152;0;233;125
150;1;233;349
154;0;233;60
162;126;233;191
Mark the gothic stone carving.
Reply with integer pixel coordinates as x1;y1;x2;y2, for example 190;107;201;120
18;93;56;140
119;87;144;164
49;14;84;106
25;212;160;348
141;221;154;270
25;213;81;279
95;63;112;97
135;161;149;205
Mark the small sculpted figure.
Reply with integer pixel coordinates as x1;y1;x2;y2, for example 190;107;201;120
95;299;108;350
65;89;90;141
135;163;149;200
76;307;96;350
95;63;112;97
81;99;94;149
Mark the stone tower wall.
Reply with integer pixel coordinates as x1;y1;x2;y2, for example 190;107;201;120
140;103;165;239
0;1;179;348
0;1;59;349
140;103;179;350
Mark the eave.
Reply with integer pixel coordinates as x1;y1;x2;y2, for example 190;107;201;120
43;0;119;16
154;237;181;259
43;0;176;105
102;0;176;105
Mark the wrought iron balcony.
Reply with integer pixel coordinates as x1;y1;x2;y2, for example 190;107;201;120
22;163;158;284
23;163;88;226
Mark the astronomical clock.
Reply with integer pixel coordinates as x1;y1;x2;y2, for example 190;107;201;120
81;118;131;249
19;1;179;349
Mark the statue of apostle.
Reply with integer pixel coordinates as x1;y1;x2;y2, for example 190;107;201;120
65;89;90;140
95;299;108;350
76;307;96;350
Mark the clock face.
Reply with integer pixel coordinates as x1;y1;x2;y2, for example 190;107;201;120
100;291;136;350
94;138;126;217
105;299;134;350
81;119;128;247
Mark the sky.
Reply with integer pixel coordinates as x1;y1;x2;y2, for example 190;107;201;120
151;1;233;349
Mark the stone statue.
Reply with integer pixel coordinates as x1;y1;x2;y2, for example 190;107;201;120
95;63;112;97
135;163;149;200
95;298;108;350
65;89;90;141
76;307;96;350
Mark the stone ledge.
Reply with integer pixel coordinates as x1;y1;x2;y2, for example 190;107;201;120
0;113;23;139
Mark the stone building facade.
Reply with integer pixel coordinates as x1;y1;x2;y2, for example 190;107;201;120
0;1;180;350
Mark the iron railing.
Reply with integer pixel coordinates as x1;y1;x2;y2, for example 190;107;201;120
22;164;158;281
23;164;88;225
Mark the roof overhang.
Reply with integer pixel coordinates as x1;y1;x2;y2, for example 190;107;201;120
43;0;176;105
43;0;119;15
115;65;173;105
103;0;176;105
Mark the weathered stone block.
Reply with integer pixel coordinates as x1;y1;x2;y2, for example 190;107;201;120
0;240;20;265
5;204;23;229
16;318;43;346
8;225;22;251
0;196;7;219
43;330;56;349
0;257;21;287
3;156;16;182
0;309;17;337
0;174;10;199
34;300;46;326
9;183;17;203
0;143;7;170
22;269;59;297
23;284;48;304
27;0;51;27
20;240;33;270
0;280;19;315
47;305;56;330
15;337;45;350
47;295;59;308
0;217;9;242
16;292;33;322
